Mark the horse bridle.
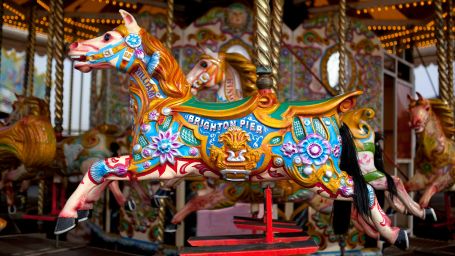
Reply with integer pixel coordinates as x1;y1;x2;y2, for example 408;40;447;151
191;53;225;90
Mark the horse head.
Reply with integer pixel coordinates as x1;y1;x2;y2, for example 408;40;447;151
8;94;50;124
68;9;189;99
408;92;431;133
187;47;225;95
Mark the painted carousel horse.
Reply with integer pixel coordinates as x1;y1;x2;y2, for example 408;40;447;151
0;95;56;170
406;93;455;207
184;47;435;223
171;108;435;225
0;95;56;213
186;46;257;102
55;10;409;249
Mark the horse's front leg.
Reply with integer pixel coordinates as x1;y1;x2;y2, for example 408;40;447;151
55;155;131;234
420;169;455;207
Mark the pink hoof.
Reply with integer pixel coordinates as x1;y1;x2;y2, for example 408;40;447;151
58;210;78;218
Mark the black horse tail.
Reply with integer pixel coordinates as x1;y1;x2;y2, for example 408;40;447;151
332;123;370;235
374;132;397;201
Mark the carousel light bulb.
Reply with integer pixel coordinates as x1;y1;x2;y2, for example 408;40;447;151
370;8;375;12
398;4;403;8
363;9;367;13
357;10;361;14
413;2;417;7
126;3;130;8
119;2;124;6
406;3;410;8
385;6;389;10
113;1;116;5
378;7;381;11
387;26;391;30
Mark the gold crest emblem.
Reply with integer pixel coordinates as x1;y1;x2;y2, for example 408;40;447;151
210;126;262;171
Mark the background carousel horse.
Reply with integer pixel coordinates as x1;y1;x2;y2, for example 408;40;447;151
186;46;257;102
55;10;409;250
406;93;455;208
0;95;56;213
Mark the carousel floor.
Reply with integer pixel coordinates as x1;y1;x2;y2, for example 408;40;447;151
0;234;137;256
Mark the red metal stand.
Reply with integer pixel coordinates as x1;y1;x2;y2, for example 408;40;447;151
432;191;455;239
180;185;319;255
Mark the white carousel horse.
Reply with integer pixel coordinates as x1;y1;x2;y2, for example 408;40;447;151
55;10;409;250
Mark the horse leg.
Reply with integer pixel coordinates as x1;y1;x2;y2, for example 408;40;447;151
404;171;428;192
310;184;408;249
420;171;455;208
371;176;434;220
108;181;127;206
55;155;131;235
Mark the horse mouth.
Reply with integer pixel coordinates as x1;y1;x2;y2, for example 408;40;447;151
69;55;87;61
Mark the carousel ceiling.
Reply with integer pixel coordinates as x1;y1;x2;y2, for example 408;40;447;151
1;0;453;54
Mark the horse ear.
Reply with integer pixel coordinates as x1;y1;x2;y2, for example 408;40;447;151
416;92;423;100
119;9;140;34
407;94;413;101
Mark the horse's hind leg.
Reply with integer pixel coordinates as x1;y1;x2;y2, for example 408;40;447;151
405;171;428;192
420;171;455;208
55;155;130;235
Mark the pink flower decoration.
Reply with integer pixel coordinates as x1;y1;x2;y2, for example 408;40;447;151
150;130;182;164
281;142;298;157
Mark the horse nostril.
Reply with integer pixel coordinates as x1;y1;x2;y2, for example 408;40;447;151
70;42;79;50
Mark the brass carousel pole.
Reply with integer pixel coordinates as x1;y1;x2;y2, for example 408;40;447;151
156;0;174;247
435;0;449;104
54;0;64;137
270;0;284;91
338;0;347;94
0;0;4;75
24;4;37;97
447;0;453;107
254;0;274;92
45;0;55;106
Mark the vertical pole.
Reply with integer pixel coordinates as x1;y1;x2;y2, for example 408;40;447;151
270;0;284;91
0;0;4;77
45;0;55;106
68;62;74;135
24;4;37;97
54;0;65;137
165;0;174;50
447;0;453;107
254;0;274;97
78;72;83;134
338;0;347;93
435;0;449;103
90;70;97;128
265;186;273;243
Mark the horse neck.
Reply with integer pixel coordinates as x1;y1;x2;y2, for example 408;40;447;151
216;63;243;102
420;110;448;149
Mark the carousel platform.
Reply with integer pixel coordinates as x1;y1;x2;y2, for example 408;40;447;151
383;237;455;256
0;233;136;256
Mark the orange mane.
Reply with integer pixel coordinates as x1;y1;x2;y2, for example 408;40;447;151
115;25;190;98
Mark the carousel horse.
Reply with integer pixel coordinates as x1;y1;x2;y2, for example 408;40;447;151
186;47;257;102
0;95;56;170
406;93;455;207
55;10;409;250
0;95;56;213
183;47;435;223
171;108;435;225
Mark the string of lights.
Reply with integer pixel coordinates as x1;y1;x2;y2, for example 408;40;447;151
355;0;447;15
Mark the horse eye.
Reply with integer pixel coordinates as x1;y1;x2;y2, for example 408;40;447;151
200;61;208;68
103;33;111;41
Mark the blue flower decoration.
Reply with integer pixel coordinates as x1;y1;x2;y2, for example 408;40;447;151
298;134;331;166
125;33;142;48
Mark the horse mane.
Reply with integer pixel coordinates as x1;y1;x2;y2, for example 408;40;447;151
222;52;257;97
115;25;190;98
9;96;50;123
428;98;455;138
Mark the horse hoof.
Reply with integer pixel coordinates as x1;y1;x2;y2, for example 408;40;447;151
425;208;437;222
125;199;136;211
77;210;90;222
394;229;409;250
165;223;177;233
54;217;76;235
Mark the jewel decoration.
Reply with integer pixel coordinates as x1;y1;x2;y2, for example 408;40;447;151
133;144;142;153
303;166;313;175
141;147;154;158
332;144;341;157
148;110;159;121
189;147;199;156
280;142;298;158
298;134;331;166
135;48;145;60
141;124;151;133
150;130;182;164
125;33;142;48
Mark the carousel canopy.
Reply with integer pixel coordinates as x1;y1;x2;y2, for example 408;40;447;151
1;0;453;63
